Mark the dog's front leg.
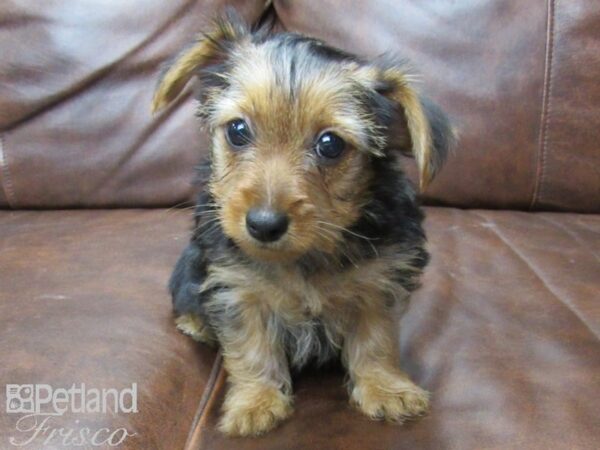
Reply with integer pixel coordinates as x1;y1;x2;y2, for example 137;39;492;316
216;295;292;436
343;305;429;422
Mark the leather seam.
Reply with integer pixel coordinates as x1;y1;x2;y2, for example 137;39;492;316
183;351;224;450
531;0;556;210
0;133;16;207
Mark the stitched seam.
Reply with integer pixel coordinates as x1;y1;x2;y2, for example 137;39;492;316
0;133;16;207
531;0;556;210
183;351;223;450
471;210;599;341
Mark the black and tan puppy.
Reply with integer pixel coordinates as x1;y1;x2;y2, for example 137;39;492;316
153;13;452;437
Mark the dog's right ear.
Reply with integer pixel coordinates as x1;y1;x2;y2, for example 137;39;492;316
151;15;247;113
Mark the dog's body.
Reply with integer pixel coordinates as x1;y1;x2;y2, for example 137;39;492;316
171;155;427;366
153;13;452;437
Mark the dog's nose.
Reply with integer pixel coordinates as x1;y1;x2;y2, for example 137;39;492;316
246;208;289;242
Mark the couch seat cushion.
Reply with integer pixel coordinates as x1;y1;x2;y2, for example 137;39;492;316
189;208;600;450
0;210;218;449
0;208;598;449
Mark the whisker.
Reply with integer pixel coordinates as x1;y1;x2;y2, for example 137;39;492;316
316;221;378;241
192;217;222;234
313;228;338;247
314;226;361;268
162;203;197;216
194;209;220;217
317;220;379;258
165;200;195;210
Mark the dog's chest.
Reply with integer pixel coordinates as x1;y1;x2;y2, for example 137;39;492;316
263;267;347;368
267;266;339;318
275;314;340;368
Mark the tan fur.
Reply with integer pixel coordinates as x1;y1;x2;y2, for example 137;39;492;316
175;314;216;346
219;382;293;436
209;289;293;436
206;45;377;264
201;245;421;323
380;69;434;191
344;304;429;421
200;248;427;435
161;18;436;437
194;61;428;429
152;19;243;113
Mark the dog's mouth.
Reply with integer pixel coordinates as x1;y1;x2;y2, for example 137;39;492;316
227;211;315;263
235;235;304;263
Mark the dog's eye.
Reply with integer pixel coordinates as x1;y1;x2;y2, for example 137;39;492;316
226;119;252;147
315;132;345;160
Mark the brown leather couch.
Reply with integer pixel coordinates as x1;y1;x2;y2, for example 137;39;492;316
1;1;598;449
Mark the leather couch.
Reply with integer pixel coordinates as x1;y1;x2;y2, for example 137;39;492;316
1;1;598;449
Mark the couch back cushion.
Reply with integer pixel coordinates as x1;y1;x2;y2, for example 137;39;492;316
1;0;598;211
275;0;600;212
0;0;266;208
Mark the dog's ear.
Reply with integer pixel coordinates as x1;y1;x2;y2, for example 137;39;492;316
371;62;454;191
151;14;247;113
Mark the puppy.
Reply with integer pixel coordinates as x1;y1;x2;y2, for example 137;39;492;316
153;13;452;437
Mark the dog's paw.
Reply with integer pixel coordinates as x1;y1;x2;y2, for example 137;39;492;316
174;314;216;346
351;375;429;422
219;384;293;436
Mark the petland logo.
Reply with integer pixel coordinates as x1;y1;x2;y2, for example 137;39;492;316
5;383;138;447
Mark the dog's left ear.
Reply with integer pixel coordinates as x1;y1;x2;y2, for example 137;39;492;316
370;63;454;191
151;13;247;113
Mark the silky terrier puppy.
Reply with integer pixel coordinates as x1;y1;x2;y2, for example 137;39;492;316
153;13;452;437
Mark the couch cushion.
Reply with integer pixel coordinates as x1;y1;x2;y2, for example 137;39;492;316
0;210;219;449
275;0;600;213
188;208;600;449
0;208;598;449
0;0;267;208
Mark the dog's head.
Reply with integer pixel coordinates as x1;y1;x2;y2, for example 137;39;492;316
153;13;452;263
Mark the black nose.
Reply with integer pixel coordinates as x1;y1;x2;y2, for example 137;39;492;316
246;208;289;242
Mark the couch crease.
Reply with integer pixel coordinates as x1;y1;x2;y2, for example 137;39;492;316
470;210;599;341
